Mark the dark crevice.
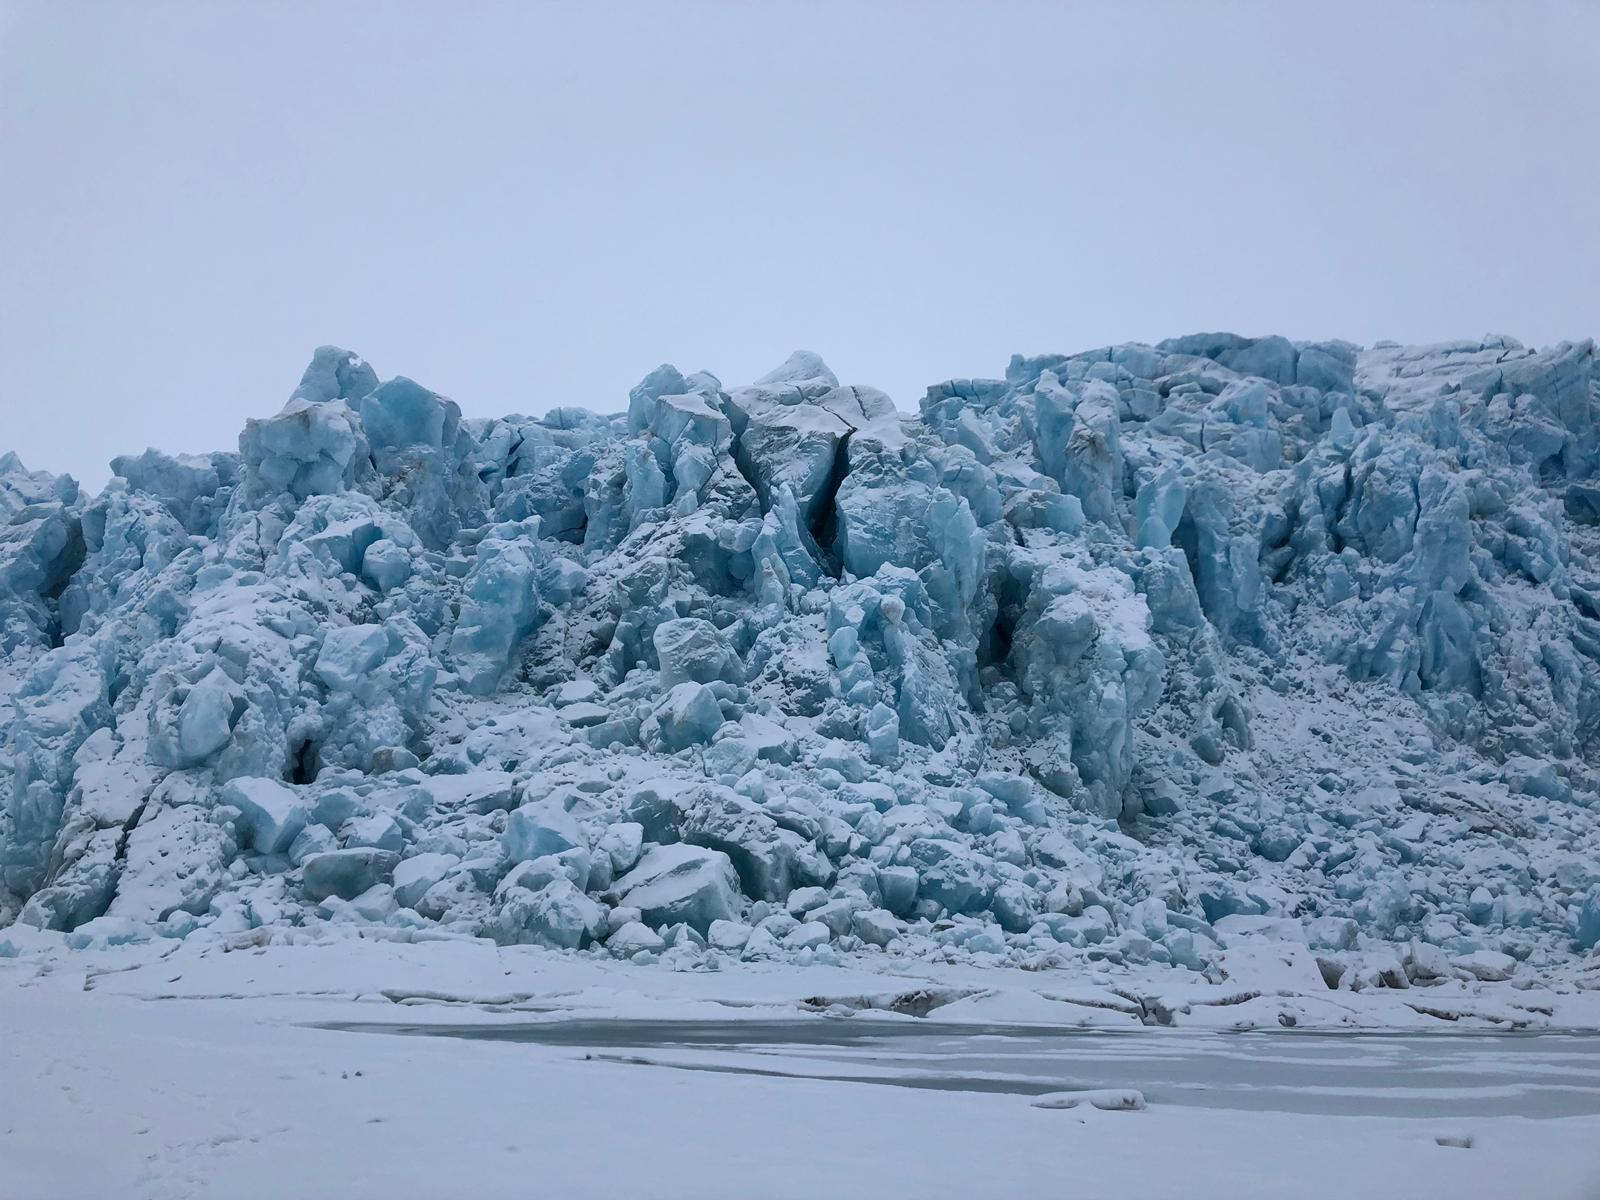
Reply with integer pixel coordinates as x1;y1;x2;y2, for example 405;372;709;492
1328;464;1354;555
1172;510;1202;590
557;511;588;546
106;666;131;708
728;424;768;514
981;608;1016;676
978;570;1027;678
493;430;528;488
1262;499;1298;584
39;517;87;649
805;429;853;578
113;790;154;864
76;786;158;929
43;518;87;604
288;738;319;785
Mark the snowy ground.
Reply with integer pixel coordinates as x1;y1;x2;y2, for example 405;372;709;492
5;936;1600;1199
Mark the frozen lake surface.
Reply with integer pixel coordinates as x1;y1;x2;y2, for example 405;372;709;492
10;941;1600;1200
334;1018;1600;1119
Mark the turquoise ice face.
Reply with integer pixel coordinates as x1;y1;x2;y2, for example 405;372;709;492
3;335;1598;975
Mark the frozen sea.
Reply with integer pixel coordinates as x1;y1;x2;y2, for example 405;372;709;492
333;1018;1600;1118
7;937;1599;1200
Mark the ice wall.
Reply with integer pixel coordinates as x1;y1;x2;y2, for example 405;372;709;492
2;334;1597;984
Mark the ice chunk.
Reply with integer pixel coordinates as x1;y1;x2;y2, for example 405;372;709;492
393;852;459;910
614;844;741;934
174;667;241;764
607;921;666;956
490;879;602;949
1578;886;1600;951
649;682;728;751
289;824;338;866
108;806;235;924
315;624;390;692
875;865;919;916
850;907;901;947
597;822;644;875
653;618;744;687
908;838;993;915
502;800;585;863
1451;950;1515;982
341;812;404;853
302;848;400;902
110;449;233;533
1031;1089;1146;1111
784;921;831;950
499;850;590;894
676;786;832;901
239;396;368;503
221;778;308;856
708;918;753;952
448;519;549;695
291;345;379;405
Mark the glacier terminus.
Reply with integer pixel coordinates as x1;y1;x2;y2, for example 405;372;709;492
3;332;1600;1001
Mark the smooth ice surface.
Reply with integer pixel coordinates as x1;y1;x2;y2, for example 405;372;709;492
3;334;1600;1004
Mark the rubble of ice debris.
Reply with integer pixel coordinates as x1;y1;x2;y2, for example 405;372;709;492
3;333;1600;999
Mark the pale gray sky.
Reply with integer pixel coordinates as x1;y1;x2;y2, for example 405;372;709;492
3;1;1598;489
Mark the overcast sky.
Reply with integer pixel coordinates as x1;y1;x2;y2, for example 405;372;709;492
3;1;1598;489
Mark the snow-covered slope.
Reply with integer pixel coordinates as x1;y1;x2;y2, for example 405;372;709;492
3;334;1599;995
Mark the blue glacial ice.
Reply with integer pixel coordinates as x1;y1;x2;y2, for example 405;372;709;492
3;335;1600;991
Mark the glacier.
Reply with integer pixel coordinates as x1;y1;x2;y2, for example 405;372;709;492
2;333;1599;994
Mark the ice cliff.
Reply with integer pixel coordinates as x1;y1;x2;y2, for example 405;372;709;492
4;334;1599;989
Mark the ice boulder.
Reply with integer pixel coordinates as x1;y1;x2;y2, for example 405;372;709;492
608;920;667;956
222;778;308;856
653;618;744;687
302;848;400;902
0;453;84;656
722;351;896;537
238;396;369;504
489;878;603;949
907;838;993;915
614;844;741;933
502;800;585;863
449;518;550;695
110;449;235;534
359;377;485;549
851;908;901;947
649;682;728;751
1578;886;1600;951
107;806;236;924
314;624;391;692
291;345;379;405
676;786;833;900
172;667;242;765
392;852;459;910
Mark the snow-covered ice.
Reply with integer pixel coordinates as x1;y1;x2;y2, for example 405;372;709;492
11;333;1600;992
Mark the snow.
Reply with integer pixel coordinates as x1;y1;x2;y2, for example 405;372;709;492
3;938;1600;1199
